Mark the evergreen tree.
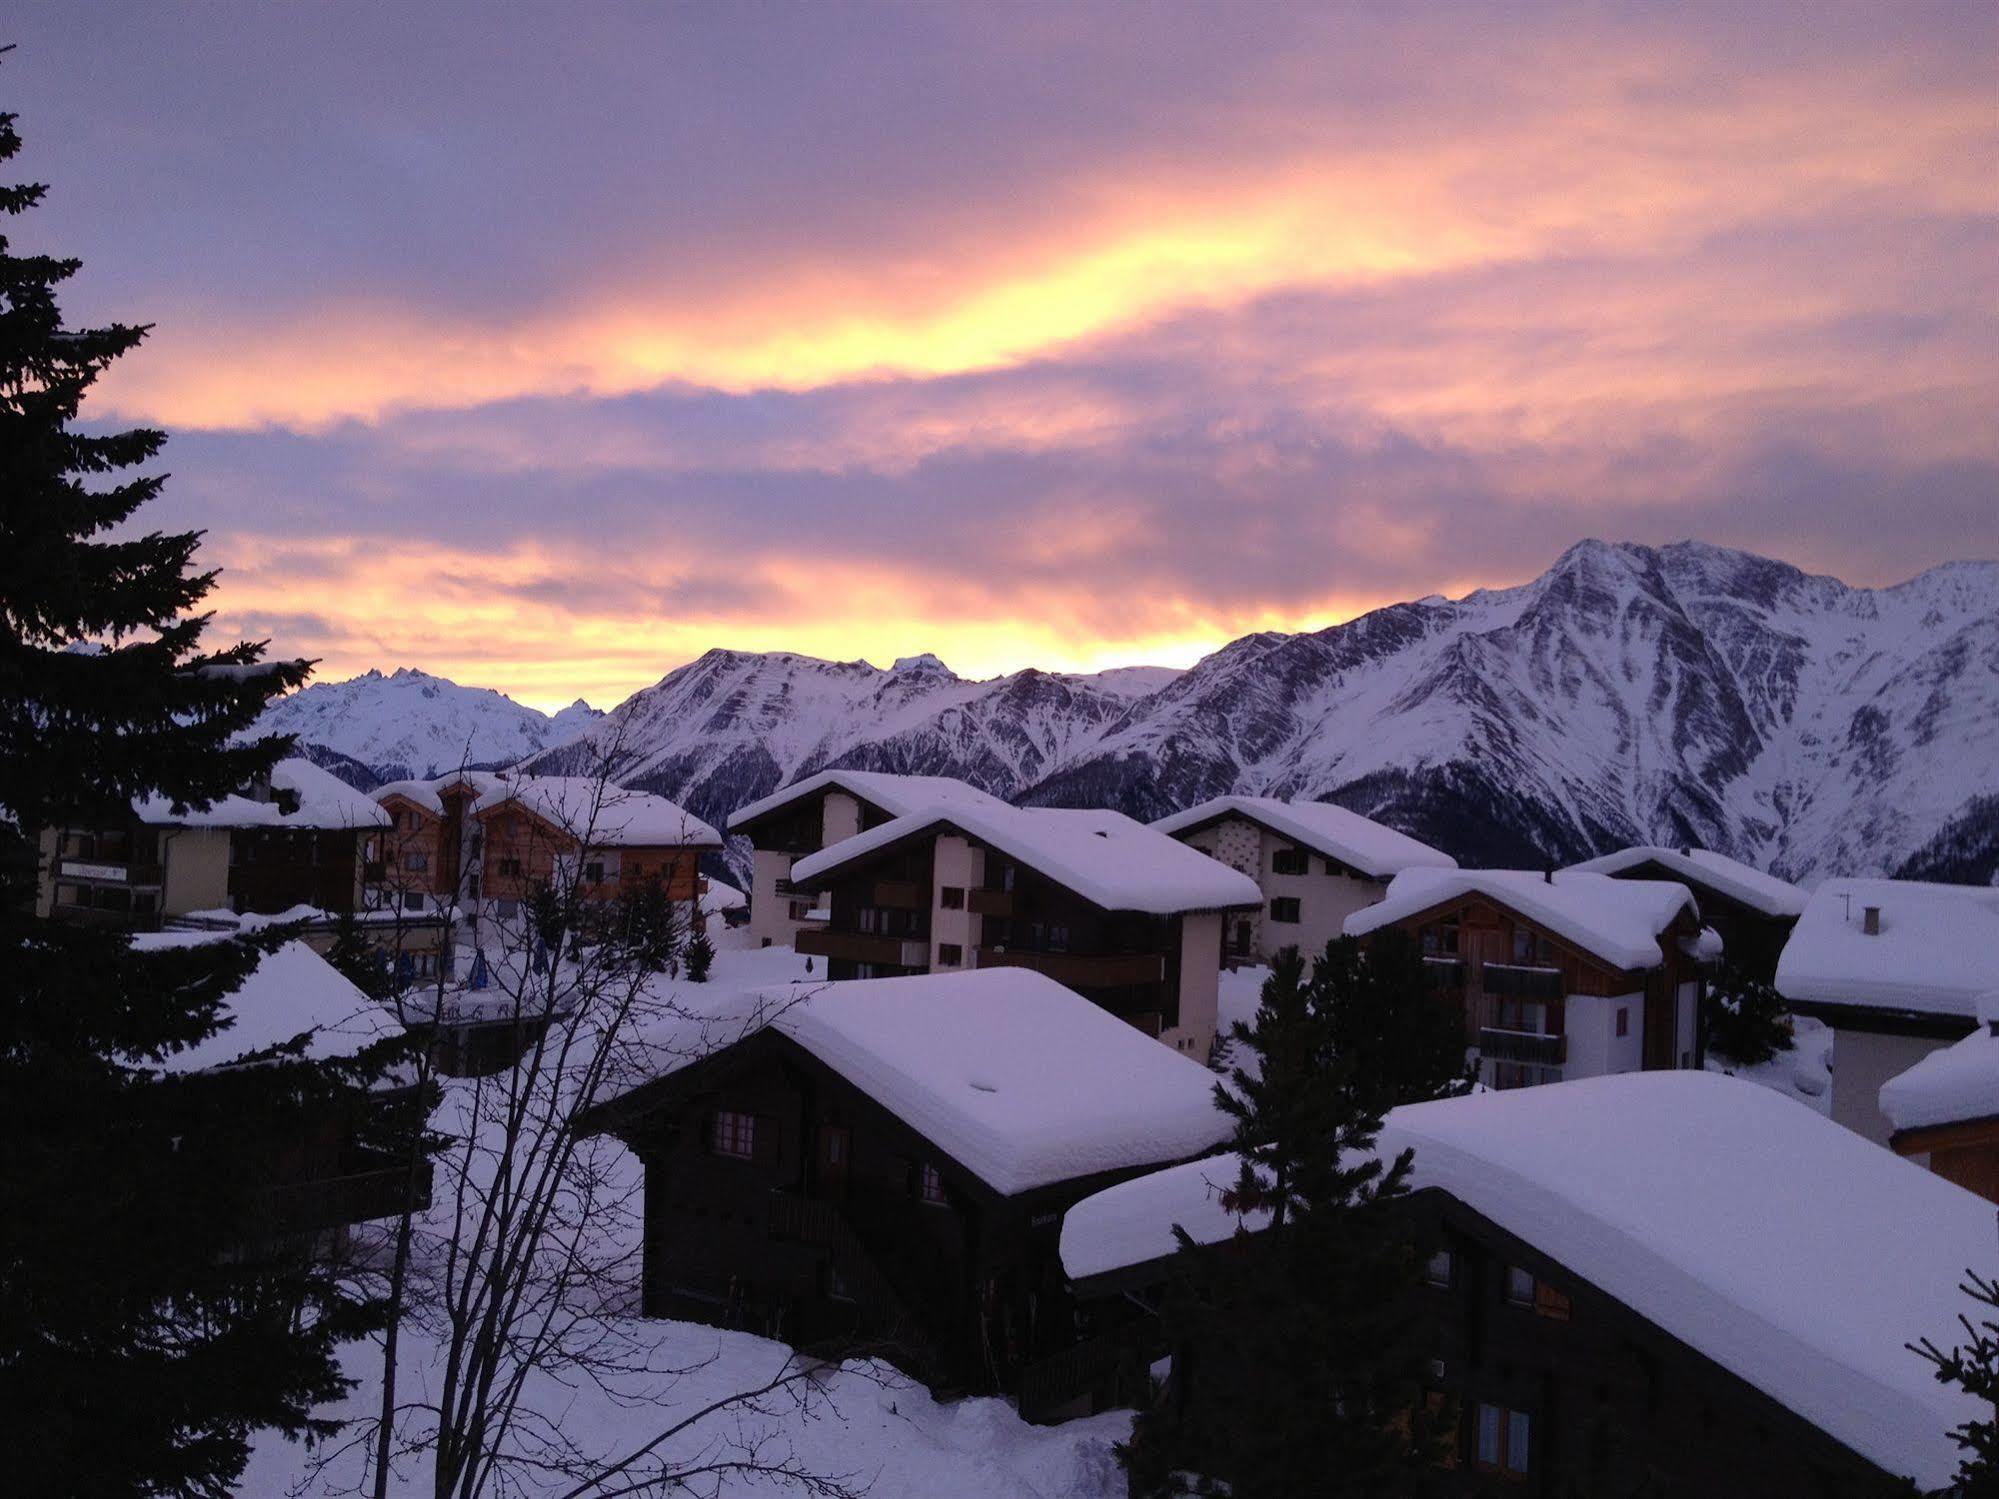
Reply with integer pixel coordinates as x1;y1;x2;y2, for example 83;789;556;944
1912;1269;1999;1495
0;81;387;1496
684;921;715;982
1317;930;1476;1109
1701;960;1793;1068
1121;949;1448;1497
613;873;683;975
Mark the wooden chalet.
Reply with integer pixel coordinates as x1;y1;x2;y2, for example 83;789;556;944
1566;844;1805;981
1345;869;1708;1089
469;776;721;911
782;803;1262;1059
1880;991;1999;1203
1059;1072;1992;1495
574;969;1232;1401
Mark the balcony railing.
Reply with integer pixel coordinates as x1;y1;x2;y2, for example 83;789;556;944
967;887;1014;917
1478;1027;1567;1066
1480;963;1565;999
974;947;1166;989
1422;956;1465;988
795;929;927;968
773;877;813;899
872;879;925;910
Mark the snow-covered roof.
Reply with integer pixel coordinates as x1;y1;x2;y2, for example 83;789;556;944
1565;846;1806;919
1880;991;1999;1133
474;777;722;848
790;804;1264;915
127;936;403;1074
1151;796;1456;879
1344;868;1698;972
612;969;1233;1196
1775;878;1999;1021
727;768;1010;832
1060;1071;1990;1490
133;757;390;831
372;769;507;817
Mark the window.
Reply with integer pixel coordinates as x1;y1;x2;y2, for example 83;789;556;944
583;860;605;884
1422;918;1461;956
497;858;522;878
940;886;965;909
1505;1265;1535;1306
1506;1266;1570;1321
1048;923;1070;952
710;1110;757;1161
937;942;964;967
403;891;426;912
1511;925;1550;963
1615;1007;1630;1038
1475;1403;1531;1474
402;851;429;872
1269;897;1301;924
1271;846;1309;876
1425;1248;1454;1288
916;1162;948;1205
859;906;880;934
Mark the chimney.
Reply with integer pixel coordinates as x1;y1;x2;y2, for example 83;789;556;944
1862;905;1881;936
1544;863;1555;885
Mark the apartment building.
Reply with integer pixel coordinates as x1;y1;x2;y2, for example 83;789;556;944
1566;844;1805;981
1775;878;1996;1146
1345;868;1709;1090
783;802;1261;1058
39;757;388;932
1152;795;1456;964
727;770;1011;949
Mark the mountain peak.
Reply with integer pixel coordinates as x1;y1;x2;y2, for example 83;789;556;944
891;653;953;676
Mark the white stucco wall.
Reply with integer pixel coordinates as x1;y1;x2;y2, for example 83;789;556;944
1180;817;1389;965
162;828;231;915
1830;1027;1953;1147
929;834;983;970
747;847;802;948
821;791;862;844
1164;910;1223;1060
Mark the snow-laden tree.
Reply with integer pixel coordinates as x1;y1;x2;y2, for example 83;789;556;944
0;67;408;1497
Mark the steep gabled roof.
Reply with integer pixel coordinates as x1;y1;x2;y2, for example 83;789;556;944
1776;878;1999;1022
1060;1071;1990;1491
789;803;1263;915
1151;795;1456;879
1344;868;1698;972
473;776;721;848
726;768;1009;832
1566;845;1805;919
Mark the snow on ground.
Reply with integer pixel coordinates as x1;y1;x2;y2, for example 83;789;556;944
1705;1014;1834;1117
242;941;1127;1497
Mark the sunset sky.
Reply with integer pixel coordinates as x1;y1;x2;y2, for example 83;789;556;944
12;3;1997;710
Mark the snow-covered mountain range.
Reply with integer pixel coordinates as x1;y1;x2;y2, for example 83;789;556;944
271;542;1997;886
531;541;1997;886
257;668;602;785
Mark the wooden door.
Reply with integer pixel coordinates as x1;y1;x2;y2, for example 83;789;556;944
815;1123;850;1197
1642;971;1675;1070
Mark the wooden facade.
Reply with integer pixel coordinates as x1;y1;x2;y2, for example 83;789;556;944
1074;1187;1903;1495
474;800;705;908
1892;1114;1999;1205
1591;856;1797;982
1356;886;1705;1087
578;1033;1199;1398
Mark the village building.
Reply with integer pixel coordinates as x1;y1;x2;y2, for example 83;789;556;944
573;968;1232;1401
38;757;389;935
1879;990;1999;1203
1059;1071;1991;1496
131;934;426;1250
1565;844;1805;981
727;770;1011;950
367;770;506;914
1344;869;1710;1090
470;776;721;915
1775;877;1997;1146
783;803;1263;1057
1151;795;1456;964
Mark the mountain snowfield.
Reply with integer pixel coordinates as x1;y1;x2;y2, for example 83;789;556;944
255;667;603;784
271;542;1998;886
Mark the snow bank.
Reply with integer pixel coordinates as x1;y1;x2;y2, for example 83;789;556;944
792;804;1263;915
1880;991;1999;1131
727;767;1009;831
1566;845;1806;918
475;776;722;848
1345;868;1697;971
1776;878;1999;1020
1061;1072;1989;1489
1151;795;1456;878
128;936;402;1074
133;756;389;830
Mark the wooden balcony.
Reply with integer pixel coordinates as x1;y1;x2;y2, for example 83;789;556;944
1422;956;1465;989
1480;963;1565;1000
1479;1027;1567;1066
872;879;926;910
795;928;925;968
967;887;1014;917
974;947;1165;989
58;859;164;887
